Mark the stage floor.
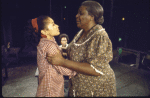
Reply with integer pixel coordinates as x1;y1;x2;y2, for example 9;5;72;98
2;56;150;97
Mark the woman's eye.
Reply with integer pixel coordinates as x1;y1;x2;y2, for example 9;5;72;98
80;13;83;15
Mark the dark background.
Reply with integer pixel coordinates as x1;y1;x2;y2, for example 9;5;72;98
1;0;149;52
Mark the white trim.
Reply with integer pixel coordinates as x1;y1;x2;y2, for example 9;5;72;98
59;44;68;48
91;91;94;97
90;65;104;75
35;67;39;76
73;89;75;97
73;29;105;46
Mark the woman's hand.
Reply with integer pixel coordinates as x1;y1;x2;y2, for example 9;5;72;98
61;47;67;50
62;52;67;56
46;52;65;66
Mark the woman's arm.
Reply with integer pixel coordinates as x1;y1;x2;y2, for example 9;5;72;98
46;53;100;76
47;31;112;77
62;59;101;76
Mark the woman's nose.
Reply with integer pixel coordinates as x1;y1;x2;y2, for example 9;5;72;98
56;24;59;28
76;14;79;18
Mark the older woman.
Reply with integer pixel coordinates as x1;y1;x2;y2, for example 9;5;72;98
47;1;116;97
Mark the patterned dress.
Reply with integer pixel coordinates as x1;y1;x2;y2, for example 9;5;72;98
36;38;76;97
67;25;117;97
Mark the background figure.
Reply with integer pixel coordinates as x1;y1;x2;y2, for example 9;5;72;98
2;42;11;85
7;42;10;49
58;33;69;59
58;34;70;95
1;44;8;86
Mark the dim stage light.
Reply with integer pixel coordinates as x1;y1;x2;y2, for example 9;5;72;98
118;48;122;55
119;38;122;42
122;17;125;21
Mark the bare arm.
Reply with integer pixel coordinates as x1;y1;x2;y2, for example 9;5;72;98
62;59;100;76
47;53;100;76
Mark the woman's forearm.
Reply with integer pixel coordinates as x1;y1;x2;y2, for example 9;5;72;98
61;59;100;76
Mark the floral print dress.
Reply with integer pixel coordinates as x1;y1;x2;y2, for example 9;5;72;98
67;25;117;97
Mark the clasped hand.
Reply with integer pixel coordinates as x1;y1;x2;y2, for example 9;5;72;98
46;52;64;66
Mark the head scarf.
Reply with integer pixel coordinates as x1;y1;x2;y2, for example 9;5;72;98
31;17;47;38
31;18;38;32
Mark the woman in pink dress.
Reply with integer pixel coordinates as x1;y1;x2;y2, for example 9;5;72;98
30;15;76;97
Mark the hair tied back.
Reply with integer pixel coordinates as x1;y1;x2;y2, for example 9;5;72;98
31;18;38;32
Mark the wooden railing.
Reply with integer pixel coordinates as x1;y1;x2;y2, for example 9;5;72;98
8;47;20;59
1;46;20;79
116;47;147;69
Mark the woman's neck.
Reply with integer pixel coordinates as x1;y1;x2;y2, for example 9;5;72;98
83;23;97;35
41;34;54;40
41;34;47;38
47;36;54;40
62;44;67;47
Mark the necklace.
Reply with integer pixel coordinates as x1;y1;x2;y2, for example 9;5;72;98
74;28;105;46
75;24;97;42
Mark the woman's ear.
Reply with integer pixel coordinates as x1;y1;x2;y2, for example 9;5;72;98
41;30;46;35
90;15;95;21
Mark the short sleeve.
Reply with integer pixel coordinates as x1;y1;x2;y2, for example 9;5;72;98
87;33;113;75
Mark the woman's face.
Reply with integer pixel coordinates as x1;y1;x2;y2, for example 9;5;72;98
43;17;60;37
76;6;92;29
61;37;67;46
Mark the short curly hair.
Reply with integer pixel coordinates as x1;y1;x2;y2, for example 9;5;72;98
58;34;69;44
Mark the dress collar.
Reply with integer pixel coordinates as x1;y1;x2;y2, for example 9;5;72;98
40;37;56;43
59;44;68;48
86;24;103;38
75;24;103;42
73;25;105;46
